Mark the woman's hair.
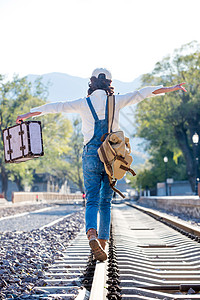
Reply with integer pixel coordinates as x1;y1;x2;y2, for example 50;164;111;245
87;74;114;96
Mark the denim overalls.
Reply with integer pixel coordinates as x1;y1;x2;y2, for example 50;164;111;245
82;97;113;240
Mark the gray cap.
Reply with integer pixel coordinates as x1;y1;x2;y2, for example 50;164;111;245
91;68;112;80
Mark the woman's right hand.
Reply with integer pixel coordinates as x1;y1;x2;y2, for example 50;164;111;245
16;111;41;124
16;115;26;124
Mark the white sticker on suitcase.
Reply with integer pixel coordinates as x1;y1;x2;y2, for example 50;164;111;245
29;123;42;154
9;126;23;160
3;131;10;161
22;123;29;156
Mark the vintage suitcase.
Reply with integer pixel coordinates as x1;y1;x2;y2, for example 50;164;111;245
3;121;44;163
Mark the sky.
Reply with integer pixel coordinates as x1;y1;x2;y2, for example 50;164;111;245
0;0;200;82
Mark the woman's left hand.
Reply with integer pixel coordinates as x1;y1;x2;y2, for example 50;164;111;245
153;83;187;95
174;83;187;92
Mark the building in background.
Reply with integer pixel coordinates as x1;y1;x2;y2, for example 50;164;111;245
0;173;72;201
157;181;193;196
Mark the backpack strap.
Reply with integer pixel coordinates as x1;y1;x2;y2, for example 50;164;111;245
108;177;126;199
86;97;99;121
120;165;136;176
107;95;115;134
100;95;115;142
99;144;113;176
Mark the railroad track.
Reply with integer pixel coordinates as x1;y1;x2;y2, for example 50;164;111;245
32;225;108;299
31;202;200;300
32;228;91;299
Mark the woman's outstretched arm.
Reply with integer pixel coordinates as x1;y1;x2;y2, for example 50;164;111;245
152;83;187;95
16;97;84;124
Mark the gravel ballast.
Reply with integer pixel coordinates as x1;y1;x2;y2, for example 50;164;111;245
0;203;52;219
0;209;85;299
0;205;81;232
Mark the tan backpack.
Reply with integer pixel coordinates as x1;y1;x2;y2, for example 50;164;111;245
97;95;136;198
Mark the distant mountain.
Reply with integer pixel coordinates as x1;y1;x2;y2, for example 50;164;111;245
27;72;141;101
27;72;147;165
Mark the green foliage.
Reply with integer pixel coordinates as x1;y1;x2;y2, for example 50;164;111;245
129;150;187;191
64;118;84;192
27;113;73;190
35;114;72;173
8;164;34;191
134;41;200;192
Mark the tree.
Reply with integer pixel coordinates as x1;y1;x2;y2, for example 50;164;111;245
129;149;187;193
134;41;200;192
32;113;73;190
64;118;84;192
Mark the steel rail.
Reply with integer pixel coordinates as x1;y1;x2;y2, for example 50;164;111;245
125;202;200;240
109;203;200;299
89;252;108;300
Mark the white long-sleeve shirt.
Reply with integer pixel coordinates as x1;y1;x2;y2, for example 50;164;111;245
30;86;163;145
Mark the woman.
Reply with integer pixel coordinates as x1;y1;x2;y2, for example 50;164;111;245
16;68;186;261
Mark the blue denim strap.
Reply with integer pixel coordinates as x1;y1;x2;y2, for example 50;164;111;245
105;96;108;120
86;97;99;121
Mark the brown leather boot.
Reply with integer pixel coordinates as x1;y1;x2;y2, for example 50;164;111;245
87;229;107;261
98;239;107;250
